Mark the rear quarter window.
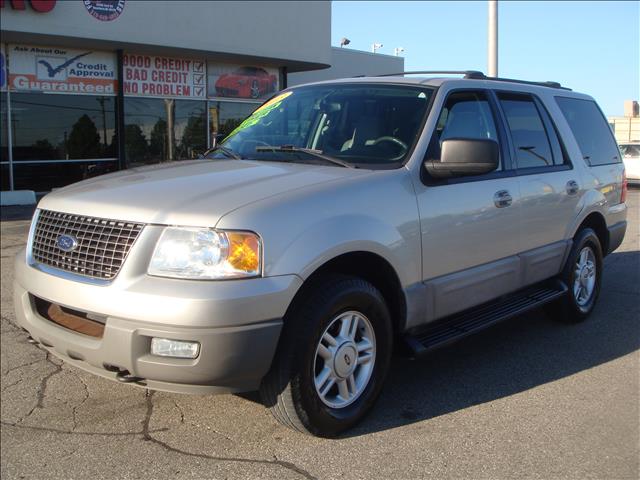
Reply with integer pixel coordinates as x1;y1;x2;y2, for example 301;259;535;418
555;97;620;166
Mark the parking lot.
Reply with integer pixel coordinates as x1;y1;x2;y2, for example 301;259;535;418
1;191;638;480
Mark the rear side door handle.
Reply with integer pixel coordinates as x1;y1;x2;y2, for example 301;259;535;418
494;190;513;208
566;180;580;196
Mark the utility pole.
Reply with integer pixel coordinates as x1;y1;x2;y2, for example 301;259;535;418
488;0;498;77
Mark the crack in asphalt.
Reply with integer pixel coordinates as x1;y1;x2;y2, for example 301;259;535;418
72;377;90;432
2;356;47;377
0;421;169;437
14;352;63;424
1;377;24;392
172;399;185;424
142;391;318;480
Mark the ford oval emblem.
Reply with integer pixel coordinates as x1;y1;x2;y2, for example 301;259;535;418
57;234;78;252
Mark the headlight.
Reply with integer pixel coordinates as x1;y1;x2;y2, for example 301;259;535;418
148;227;261;279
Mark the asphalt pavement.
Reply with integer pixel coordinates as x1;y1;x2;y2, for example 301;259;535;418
1;192;638;480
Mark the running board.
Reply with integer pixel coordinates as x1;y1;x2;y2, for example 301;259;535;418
404;282;568;357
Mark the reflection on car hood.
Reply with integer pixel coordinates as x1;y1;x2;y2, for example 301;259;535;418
39;160;369;227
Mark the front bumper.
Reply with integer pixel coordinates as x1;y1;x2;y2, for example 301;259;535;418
14;248;302;394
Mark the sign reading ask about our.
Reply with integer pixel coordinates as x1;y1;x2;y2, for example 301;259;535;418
7;44;117;94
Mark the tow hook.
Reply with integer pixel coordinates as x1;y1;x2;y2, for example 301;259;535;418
115;370;145;383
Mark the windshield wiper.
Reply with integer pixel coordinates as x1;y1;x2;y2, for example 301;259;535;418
205;144;243;160
255;145;355;168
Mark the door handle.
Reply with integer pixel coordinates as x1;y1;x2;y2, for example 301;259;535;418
566;180;579;196
494;190;513;208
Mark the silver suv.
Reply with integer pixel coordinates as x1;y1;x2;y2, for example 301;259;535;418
14;72;627;437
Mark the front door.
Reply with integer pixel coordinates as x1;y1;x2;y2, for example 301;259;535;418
413;89;522;322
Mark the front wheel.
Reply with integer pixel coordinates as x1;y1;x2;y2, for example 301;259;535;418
548;228;603;323
260;275;393;437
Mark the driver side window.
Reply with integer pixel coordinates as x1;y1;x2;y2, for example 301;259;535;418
430;91;500;167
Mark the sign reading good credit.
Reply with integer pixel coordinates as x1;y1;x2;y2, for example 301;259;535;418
8;44;116;94
123;54;206;99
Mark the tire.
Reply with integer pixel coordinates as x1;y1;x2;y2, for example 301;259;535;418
260;274;393;437
548;228;603;323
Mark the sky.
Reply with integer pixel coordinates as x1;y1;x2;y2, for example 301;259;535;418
331;1;639;116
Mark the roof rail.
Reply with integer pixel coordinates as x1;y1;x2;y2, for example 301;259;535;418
374;70;485;79
367;70;571;90
485;75;571;90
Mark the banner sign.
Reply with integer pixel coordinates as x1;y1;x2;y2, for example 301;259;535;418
123;53;206;99
208;63;279;100
7;44;116;94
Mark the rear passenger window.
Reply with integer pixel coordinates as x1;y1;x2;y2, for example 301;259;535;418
556;97;621;166
498;93;554;169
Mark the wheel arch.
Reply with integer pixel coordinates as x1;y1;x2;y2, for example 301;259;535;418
288;251;407;340
573;211;609;256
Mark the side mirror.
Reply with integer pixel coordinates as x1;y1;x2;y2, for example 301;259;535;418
424;138;499;179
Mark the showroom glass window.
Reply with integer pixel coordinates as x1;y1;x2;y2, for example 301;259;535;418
10;92;117;192
123;98;206;167
208;101;257;145
1;91;8;190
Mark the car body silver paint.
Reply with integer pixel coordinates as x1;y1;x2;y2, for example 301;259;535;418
14;76;627;392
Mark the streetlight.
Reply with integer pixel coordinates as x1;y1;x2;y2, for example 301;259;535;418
394;47;405;56
488;0;498;77
340;37;351;48
371;43;383;54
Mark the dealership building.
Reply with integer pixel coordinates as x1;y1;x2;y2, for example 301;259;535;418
0;0;402;200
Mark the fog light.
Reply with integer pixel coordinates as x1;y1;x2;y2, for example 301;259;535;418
151;338;200;359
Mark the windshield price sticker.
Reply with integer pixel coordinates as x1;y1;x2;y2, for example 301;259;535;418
7;44;117;94
123;54;206;99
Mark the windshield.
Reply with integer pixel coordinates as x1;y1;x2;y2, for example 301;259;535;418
210;84;434;168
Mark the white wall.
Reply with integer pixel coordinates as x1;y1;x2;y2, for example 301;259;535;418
1;0;331;71
288;47;404;85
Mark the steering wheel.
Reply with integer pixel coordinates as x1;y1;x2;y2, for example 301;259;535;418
372;136;408;149
371;136;409;160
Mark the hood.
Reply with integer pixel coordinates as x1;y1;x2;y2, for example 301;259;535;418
39;160;368;227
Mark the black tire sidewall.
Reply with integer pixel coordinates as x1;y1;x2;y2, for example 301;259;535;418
291;279;392;436
563;229;603;319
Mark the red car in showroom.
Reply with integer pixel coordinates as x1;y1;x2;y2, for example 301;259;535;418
215;66;277;99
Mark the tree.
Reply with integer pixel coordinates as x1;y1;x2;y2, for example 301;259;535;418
30;139;57;159
123;124;148;166
149;118;168;162
67;114;101;159
179;113;206;159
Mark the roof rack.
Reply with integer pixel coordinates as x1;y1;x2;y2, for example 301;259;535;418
369;70;571;90
375;70;485;79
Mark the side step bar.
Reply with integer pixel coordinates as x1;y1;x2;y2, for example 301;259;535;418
404;282;568;357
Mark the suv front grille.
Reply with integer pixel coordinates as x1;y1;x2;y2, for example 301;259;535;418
30;209;145;280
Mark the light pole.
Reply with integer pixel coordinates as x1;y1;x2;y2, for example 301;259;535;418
488;0;498;77
393;47;405;57
371;43;383;54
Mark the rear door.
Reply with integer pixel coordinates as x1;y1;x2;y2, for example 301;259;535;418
496;92;581;285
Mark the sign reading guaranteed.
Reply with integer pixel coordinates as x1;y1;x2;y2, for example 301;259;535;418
8;44;116;94
123;53;206;99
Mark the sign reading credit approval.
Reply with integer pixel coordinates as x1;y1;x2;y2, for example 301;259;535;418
123;53;206;99
8;44;116;94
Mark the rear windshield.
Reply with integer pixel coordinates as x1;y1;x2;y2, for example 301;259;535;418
218;84;434;168
555;97;620;166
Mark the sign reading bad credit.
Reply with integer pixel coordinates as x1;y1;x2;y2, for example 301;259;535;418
123;54;206;99
8;44;116;94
